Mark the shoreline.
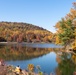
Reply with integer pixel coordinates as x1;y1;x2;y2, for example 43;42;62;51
0;42;44;44
0;64;44;75
0;42;18;45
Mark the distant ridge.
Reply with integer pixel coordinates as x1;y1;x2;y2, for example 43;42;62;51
0;21;48;31
0;21;53;43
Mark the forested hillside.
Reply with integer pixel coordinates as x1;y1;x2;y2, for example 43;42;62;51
0;22;53;43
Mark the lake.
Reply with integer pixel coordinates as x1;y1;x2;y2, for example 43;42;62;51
0;43;76;75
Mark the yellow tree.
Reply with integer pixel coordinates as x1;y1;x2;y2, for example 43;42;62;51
55;2;76;49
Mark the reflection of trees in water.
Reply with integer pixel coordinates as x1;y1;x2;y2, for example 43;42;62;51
72;54;76;65
1;45;76;74
55;52;76;75
0;45;54;61
0;44;63;61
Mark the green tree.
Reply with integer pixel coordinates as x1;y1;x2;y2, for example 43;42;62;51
55;2;76;48
58;19;74;45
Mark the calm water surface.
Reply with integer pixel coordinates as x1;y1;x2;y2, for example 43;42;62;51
0;43;76;75
6;52;57;74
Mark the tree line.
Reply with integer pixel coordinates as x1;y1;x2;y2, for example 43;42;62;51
0;22;53;43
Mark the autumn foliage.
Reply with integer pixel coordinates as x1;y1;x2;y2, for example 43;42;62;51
0;22;53;43
54;2;76;49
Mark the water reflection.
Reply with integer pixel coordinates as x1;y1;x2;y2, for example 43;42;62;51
0;44;76;75
0;44;52;60
56;53;76;75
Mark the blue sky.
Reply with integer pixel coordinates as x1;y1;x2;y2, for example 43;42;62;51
0;0;76;33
